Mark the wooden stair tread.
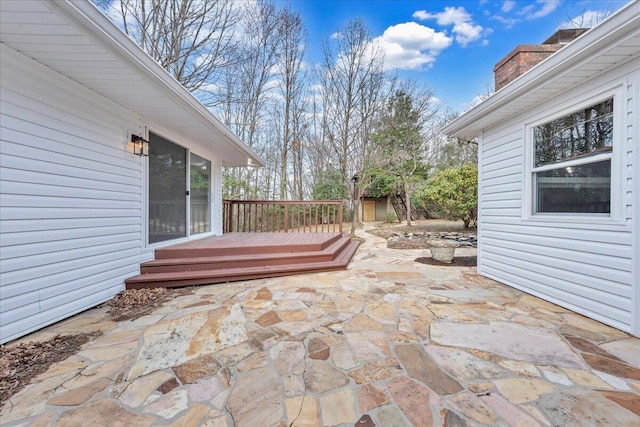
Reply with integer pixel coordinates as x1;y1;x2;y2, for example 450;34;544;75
143;237;350;268
126;241;360;288
129;253;349;282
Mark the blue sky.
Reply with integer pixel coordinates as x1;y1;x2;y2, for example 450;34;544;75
280;0;628;111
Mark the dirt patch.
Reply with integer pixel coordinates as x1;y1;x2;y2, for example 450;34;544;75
387;239;435;250
0;333;98;405
415;256;477;267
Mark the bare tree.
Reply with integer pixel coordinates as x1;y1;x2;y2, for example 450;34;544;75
238;1;283;147
215;0;285;199
276;8;307;200
426;109;478;171
97;0;240;97
561;6;615;29
319;19;387;236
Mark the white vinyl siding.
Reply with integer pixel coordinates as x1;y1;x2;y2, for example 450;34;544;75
478;60;638;334
633;70;640;336
0;45;145;343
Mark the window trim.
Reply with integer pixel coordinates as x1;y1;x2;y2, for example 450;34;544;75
523;86;624;224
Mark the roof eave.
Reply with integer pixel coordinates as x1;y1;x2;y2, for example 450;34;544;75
54;0;265;168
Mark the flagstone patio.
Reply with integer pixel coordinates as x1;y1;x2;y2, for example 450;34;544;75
2;227;640;426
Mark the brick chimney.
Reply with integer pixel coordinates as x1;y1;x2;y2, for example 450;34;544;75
493;28;589;91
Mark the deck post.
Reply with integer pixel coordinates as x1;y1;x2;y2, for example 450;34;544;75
284;203;289;232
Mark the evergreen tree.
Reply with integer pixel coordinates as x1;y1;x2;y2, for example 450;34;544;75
372;89;431;226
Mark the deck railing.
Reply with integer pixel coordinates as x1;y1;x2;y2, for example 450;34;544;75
223;200;343;233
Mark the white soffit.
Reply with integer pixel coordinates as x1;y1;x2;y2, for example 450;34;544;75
443;1;640;138
0;0;264;167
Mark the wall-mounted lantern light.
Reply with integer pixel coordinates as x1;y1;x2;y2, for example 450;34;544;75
351;174;359;198
131;134;149;156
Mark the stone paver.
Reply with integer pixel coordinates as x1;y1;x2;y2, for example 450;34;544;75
2;225;640;426
387;375;433;426
395;344;463;395
319;387;357;425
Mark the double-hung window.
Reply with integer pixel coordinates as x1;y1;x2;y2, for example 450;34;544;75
531;97;613;215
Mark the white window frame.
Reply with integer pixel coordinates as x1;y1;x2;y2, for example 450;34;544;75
523;86;624;224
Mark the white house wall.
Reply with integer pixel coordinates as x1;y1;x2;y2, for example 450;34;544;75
0;45;147;343
478;58;638;335
634;60;640;337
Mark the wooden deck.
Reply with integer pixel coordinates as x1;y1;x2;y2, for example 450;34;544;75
125;232;360;289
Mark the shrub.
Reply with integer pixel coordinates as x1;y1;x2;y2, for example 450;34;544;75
416;163;477;228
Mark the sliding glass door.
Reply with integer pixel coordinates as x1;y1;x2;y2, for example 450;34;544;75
148;133;187;244
148;132;212;244
190;153;211;235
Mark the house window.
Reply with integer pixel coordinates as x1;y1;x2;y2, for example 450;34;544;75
532;98;613;214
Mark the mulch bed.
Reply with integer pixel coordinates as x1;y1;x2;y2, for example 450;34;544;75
0;333;98;405
102;287;170;321
101;287;192;321
415;256;477;267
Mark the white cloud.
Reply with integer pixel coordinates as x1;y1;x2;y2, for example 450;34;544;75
501;0;516;13
492;15;519;28
372;22;452;70
559;10;610;29
415;6;471;26
452;21;484;46
379;22;452;52
330;32;341;40
522;0;560;20
413;6;487;47
412;10;430;20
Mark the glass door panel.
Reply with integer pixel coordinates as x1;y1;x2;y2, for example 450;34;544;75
148;132;187;244
190;153;211;234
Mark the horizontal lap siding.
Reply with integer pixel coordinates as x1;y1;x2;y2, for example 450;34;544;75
630;71;639;337
0;46;144;343
478;65;637;334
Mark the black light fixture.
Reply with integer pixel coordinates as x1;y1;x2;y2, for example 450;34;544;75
351;174;359;198
131;134;149;156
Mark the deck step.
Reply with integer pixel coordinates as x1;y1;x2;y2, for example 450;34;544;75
126;241;360;289
154;233;342;259
140;237;352;274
